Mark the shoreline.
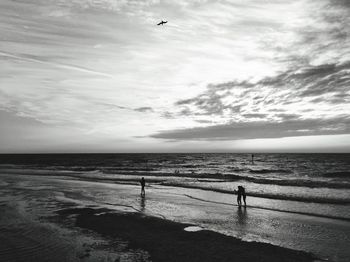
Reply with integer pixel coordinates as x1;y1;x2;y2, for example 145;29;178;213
1;169;349;205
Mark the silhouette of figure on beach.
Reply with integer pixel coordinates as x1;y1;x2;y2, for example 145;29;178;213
237;186;246;207
140;196;146;212
237;205;247;226
251;154;254;164
140;177;146;197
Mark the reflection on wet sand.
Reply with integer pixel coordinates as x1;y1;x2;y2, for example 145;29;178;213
140;196;146;212
237;206;248;226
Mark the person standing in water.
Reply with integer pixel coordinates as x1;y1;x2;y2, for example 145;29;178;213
242;186;246;207
251;154;254;164
140;177;146;197
237;186;247;207
237;186;242;206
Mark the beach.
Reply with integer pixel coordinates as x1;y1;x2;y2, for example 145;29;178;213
1;163;349;261
2;0;350;260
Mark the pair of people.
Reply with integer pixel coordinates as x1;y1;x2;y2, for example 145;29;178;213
141;177;246;208
237;185;246;207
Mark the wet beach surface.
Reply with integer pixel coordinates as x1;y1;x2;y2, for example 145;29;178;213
69;208;314;262
0;173;349;261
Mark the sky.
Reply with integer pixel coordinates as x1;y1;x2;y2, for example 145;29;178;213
0;0;349;153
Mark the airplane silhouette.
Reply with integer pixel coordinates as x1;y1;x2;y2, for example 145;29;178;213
157;20;168;26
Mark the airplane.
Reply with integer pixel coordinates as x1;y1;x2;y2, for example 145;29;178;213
157;20;168;26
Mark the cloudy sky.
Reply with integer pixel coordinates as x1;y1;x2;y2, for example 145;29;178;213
0;0;349;153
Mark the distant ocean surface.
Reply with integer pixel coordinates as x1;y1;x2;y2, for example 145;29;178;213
1;153;349;206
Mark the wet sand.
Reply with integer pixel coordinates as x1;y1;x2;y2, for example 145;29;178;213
1;173;349;261
57;207;314;262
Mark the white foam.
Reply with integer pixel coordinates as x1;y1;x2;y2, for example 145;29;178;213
184;226;203;232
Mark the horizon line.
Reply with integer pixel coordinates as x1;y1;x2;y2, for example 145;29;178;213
0;152;349;154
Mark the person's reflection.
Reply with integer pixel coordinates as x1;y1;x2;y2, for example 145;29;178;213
237;206;247;226
140;196;146;213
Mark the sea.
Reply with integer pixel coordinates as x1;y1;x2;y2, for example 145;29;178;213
0;153;350;261
0;153;349;216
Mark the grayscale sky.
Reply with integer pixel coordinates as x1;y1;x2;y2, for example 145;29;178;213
0;0;349;153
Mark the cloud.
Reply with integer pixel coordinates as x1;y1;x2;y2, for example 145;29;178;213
0;0;349;151
151;116;350;141
134;107;154;112
154;59;350;141
168;61;350;122
242;113;268;119
0;51;114;78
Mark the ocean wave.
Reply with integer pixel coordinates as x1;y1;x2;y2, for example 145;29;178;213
248;169;292;174
183;194;350;222
1;169;349;205
162;182;350;205
228;167;246;172
234;176;350;189
322;171;350;178
2;166;350;189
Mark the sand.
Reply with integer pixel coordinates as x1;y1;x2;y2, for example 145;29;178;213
57;207;315;262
